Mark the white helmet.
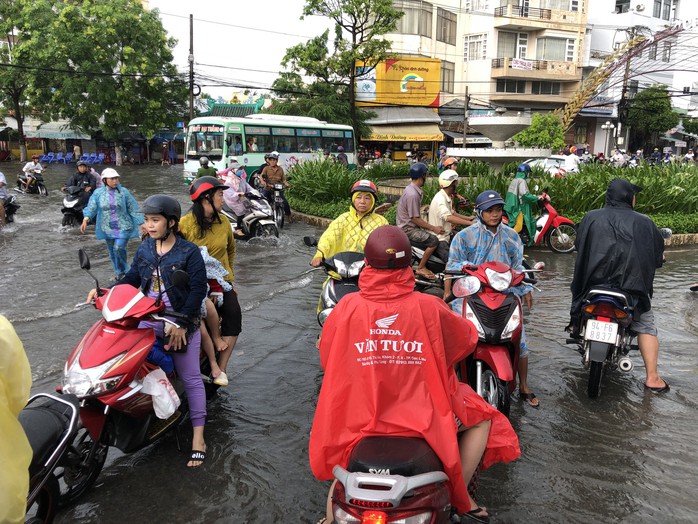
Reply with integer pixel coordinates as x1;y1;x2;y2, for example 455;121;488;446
438;171;459;188
101;167;120;180
269;151;280;159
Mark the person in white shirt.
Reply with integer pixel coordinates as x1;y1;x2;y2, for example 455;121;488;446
21;155;45;192
564;146;580;173
428;168;475;299
0;171;7;225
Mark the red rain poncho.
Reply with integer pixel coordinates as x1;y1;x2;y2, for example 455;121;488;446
309;265;520;512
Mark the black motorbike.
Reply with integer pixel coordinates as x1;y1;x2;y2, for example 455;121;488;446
16;172;49;196
271;183;286;229
2;194;21;223
60;186;87;227
20;393;81;524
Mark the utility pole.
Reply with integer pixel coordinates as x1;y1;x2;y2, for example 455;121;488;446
188;14;194;123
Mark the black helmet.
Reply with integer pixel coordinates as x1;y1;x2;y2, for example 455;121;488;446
138;195;181;221
409;162;429;180
199;156;209;166
77;160;89;168
189;176;229;201
364;225;411;269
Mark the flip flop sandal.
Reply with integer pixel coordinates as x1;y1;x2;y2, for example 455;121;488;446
462;507;491;523
520;391;540;408
188;450;206;468
644;381;670;393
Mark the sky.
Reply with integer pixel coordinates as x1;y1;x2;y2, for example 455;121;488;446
149;0;332;101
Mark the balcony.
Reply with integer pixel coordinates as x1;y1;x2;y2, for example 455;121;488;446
494;3;584;30
491;57;582;81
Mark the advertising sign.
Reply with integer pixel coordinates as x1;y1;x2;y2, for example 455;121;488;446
355;57;441;107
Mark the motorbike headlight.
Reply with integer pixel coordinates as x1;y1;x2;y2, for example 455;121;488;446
318;308;333;326
485;267;512;291
63;353;125;398
321;279;337;308
464;302;485;340
500;307;521;340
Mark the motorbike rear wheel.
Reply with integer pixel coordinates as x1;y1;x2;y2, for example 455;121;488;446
25;474;60;524
57;427;108;507
547;224;576;253
588;361;603;398
480;369;511;417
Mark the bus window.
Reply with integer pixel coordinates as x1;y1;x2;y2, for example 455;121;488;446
271;128;297;153
186;124;224;160
321;129;345;152
244;126;273;152
227;134;243;156
296;128;322;152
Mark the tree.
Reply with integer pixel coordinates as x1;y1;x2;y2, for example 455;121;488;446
269;0;402;137
626;85;680;149
0;0;187;163
512;113;565;151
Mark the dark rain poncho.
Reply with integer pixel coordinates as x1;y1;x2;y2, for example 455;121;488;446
570;178;664;321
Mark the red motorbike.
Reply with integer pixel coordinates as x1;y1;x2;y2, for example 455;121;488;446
55;249;214;506
527;192;576;253
450;261;536;417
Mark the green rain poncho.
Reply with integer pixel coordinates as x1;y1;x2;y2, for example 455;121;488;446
504;172;539;245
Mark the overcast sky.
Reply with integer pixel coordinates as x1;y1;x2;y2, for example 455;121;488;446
149;0;332;100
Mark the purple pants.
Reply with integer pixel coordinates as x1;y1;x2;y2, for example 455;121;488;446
140;320;206;428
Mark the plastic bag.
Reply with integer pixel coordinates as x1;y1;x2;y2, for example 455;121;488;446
141;369;181;419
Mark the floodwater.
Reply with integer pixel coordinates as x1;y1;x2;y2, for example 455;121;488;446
1;162;697;523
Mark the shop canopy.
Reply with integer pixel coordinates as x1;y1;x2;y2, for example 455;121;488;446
366;106;443;142
24;122;90;140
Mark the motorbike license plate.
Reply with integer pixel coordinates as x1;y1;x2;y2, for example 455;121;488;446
585;319;618;343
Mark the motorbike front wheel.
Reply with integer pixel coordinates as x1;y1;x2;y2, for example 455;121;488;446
38;184;49;196
57;427;108;507
273;206;284;229
588;361;604;398
62;214;74;227
25;474;59;524
255;223;279;238
548;224;576;253
480;369;511;417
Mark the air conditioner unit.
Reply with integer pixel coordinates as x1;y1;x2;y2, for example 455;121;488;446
635;3;645;12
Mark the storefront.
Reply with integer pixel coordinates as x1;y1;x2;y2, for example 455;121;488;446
363;107;443;162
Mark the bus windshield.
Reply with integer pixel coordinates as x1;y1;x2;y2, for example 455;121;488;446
186;124;225;160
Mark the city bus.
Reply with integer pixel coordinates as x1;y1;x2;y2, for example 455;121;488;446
183;114;356;183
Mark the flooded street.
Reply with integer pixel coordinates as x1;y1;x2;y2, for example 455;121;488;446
1;162;697;523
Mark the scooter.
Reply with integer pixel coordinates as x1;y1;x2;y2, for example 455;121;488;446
449;261;538;417
56;249;212;505
20;393;80;524
220;189;279;239
511;192;576;253
304;236;364;326
2;194;21;223
15;171;49;196
271;183;286;229
60;186;86;227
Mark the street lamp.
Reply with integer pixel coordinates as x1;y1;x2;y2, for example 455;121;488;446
601;121;615;157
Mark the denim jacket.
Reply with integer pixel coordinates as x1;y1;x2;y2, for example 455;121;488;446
120;235;207;331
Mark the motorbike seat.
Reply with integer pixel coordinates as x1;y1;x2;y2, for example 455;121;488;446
19;407;71;476
347;436;444;477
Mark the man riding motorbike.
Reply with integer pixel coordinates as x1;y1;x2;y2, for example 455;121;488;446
62;160;97;207
503;163;541;246
310;225;520;523
21;154;45;193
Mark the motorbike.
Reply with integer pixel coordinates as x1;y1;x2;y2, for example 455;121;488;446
271;183;286;229
55;248;215;505
220;189;279;239
449;261;538;417
507;192;576;253
303;236;364;326
19;393;80;524
60;186;87;227
2;194;21;223
566;227;672;398
16;171;49;196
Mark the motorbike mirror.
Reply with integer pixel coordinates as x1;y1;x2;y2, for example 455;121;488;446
78;248;91;270
171;270;190;288
452;276;481;298
303;236;318;247
659;227;672;239
534;184;539;192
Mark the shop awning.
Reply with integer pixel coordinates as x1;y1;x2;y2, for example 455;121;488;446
24;122;90;140
369;123;443;142
366;106;442;125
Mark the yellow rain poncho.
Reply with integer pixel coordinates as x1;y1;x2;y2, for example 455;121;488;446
0;315;32;524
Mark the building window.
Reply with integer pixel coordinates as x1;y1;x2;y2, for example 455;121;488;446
628;79;639;95
536;37;574;62
574;124;587;145
662;42;672;62
437;8;457;45
465;0;489;11
496;79;526;93
615;0;630;13
532;81;561;95
542;0;578;10
648;43;657;60
441;61;455;93
464;33;488;62
497;31;528;59
394;1;432;38
653;0;676;21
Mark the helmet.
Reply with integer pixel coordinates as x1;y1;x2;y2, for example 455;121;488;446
517;163;531;175
189;176;229;201
138;195;181;221
570;146;578;154
31;154;39;160
438;171;458;188
269;151;279;159
76;160;89;168
351;179;377;196
409;162;429;180
406;152;412;157
337;146;344;152
199;156;209;166
475;190;505;212
364;225;411;270
439;145;447;151
101;167;120;180
443;157;457;168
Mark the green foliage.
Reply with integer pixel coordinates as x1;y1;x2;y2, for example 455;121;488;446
682;117;698;136
626;86;680;141
512;113;565;150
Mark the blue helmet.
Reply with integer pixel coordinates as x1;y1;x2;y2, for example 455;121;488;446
475;190;505;214
517;163;531;176
409;162;429;180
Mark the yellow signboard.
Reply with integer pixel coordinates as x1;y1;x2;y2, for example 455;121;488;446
355;57;441;107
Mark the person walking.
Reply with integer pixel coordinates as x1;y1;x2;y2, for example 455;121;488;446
80;168;144;280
